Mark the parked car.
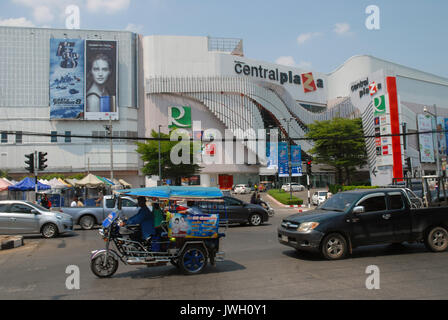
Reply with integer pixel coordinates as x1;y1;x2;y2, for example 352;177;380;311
60;195;138;230
198;196;269;226
0;200;73;238
312;190;329;206
281;183;305;192
233;184;251;194
278;188;448;260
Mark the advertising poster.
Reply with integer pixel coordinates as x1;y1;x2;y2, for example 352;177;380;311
49;39;85;119
278;142;289;177
291;145;302;177
85;40;118;120
436;117;446;156
266;142;278;169
169;213;219;238
418;114;435;162
445;118;448;155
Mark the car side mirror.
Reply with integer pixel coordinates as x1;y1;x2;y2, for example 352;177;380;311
353;206;365;214
31;209;38;214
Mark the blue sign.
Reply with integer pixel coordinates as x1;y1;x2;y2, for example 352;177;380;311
278;142;289;177
291;145;302;177
49;39;85;119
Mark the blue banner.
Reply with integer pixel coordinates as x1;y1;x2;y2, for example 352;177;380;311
49;39;85;119
278;142;289;177
291;145;302;177
266;142;278;168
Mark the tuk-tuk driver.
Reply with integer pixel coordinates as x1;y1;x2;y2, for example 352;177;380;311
122;196;155;241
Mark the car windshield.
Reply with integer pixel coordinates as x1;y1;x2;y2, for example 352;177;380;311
26;201;51;212
318;193;359;212
318;192;328;196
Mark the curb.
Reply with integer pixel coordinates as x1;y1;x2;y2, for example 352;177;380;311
0;236;24;251
265;194;312;210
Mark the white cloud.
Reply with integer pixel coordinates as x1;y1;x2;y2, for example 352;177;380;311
297;32;322;45
125;23;143;33
275;56;296;67
296;61;312;69
33;6;54;24
0;17;35;27
275;56;312;70
334;23;350;35
86;0;131;13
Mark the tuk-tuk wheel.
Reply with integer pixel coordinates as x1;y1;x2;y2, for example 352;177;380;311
179;245;208;275
90;253;119;278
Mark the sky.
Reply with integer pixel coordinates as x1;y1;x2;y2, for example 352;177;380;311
1;0;447;77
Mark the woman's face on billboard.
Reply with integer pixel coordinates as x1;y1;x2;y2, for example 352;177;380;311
91;59;110;85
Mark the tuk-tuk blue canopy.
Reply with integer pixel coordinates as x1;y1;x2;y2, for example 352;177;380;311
117;186;223;199
8;177;51;191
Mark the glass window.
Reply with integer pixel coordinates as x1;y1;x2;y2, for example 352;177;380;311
225;197;242;206
51;131;57;143
1;132;7;143
0;204;9;212
105;199;115;208
65;131;71;143
359;196;386;212
16;131;22;144
122;199;136;207
9;204;33;214
389;195;404;210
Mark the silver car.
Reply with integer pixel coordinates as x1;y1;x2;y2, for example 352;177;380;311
0;200;74;238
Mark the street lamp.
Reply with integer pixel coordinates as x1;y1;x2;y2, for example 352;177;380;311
423;105;440;177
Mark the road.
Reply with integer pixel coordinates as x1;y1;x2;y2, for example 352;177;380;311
1;194;448;300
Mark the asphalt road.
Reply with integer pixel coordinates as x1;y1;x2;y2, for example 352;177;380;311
1;194;448;300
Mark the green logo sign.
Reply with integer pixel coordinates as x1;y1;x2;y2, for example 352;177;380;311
373;95;386;116
168;106;192;128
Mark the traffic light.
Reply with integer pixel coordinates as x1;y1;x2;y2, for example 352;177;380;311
38;152;48;171
25;153;34;173
306;160;312;175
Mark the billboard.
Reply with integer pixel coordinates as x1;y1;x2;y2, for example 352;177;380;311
85;40;118;120
49;39;85;119
418;114;435;163
291;145;302;177
278;142;289;177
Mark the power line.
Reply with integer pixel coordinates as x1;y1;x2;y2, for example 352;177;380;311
2;129;448;142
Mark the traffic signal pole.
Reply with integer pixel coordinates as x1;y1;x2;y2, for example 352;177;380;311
307;174;311;208
34;150;38;201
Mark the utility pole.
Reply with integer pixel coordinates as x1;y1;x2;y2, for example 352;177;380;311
424;105;440;177
104;116;114;181
287;119;293;201
158;124;162;186
34;150;37;201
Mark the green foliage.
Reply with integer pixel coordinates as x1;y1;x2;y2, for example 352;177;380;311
306;117;367;185
0;169;10;179
329;184;379;194
268;189;303;205
136;130;201;185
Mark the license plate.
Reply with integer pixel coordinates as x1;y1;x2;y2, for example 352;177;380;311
281;235;288;242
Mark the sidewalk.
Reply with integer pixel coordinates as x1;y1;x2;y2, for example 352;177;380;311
0;236;24;250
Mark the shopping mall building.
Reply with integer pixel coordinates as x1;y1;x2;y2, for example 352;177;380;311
1;26;448;188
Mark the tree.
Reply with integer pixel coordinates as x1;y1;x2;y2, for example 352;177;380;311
305;117;367;185
136;130;202;185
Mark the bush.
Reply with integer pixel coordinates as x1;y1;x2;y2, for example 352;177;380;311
329;184;379;194
268;189;303;205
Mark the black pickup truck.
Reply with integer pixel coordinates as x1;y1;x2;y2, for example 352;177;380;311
278;188;448;260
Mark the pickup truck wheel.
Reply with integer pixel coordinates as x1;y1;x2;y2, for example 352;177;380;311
425;226;448;252
79;215;95;230
321;233;347;260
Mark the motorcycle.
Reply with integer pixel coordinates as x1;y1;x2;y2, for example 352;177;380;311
90;186;227;278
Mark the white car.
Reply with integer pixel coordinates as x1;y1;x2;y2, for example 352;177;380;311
233;184;251;194
312;190;330;206
281;183;305;192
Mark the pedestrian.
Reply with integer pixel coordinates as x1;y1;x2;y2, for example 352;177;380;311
77;197;84;207
71;197;78;207
95;192;103;207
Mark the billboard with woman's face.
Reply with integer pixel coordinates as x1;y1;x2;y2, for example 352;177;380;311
85;40;118;120
49;39;85;120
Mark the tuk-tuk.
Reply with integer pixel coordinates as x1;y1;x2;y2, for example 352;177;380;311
90;186;227;278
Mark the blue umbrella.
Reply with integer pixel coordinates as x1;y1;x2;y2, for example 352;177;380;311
8;177;51;191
